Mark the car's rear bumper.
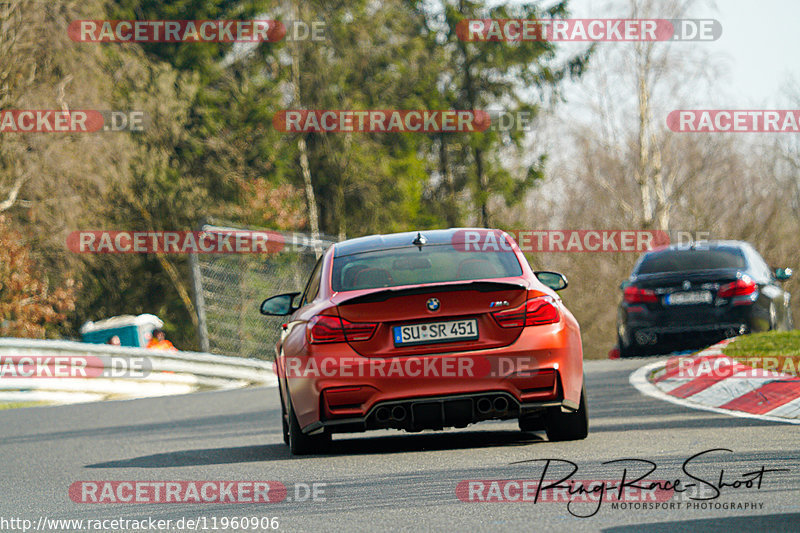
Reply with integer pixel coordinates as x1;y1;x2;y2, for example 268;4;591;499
304;390;566;435
279;319;583;432
619;302;764;350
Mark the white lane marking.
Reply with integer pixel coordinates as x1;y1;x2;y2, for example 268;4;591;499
687;373;779;408
766;395;800;418
629;360;800;425
653;377;693;393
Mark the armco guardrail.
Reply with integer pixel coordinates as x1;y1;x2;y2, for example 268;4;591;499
0;338;277;405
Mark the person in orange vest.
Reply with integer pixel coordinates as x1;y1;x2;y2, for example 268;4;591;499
146;328;177;351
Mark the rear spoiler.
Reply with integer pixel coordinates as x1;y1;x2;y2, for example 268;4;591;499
337;281;527;306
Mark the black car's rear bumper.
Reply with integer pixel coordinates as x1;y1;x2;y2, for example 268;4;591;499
618;300;767;351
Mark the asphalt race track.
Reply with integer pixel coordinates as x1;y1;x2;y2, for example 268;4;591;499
1;358;798;532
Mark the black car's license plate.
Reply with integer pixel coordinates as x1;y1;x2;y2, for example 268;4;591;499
664;291;713;305
393;319;478;346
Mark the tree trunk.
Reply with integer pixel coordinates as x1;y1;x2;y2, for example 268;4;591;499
290;1;322;255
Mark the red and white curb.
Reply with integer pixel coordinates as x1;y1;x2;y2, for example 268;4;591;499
630;339;800;424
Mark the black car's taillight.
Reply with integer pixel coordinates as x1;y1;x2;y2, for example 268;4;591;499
718;277;757;298
623;286;658;303
718;276;758;305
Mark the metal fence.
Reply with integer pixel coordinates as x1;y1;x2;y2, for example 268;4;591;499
190;221;337;360
0;337;277;405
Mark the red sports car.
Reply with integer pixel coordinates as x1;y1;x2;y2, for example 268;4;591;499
261;228;587;454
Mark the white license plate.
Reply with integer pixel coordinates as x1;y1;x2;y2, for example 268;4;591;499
664;291;713;305
393;319;478;346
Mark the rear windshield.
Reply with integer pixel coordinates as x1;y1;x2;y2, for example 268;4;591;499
636;247;747;275
331;245;523;291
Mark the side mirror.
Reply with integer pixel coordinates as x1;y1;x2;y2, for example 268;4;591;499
535;271;568;291
260;292;300;316
620;280;632;290
775;267;793;281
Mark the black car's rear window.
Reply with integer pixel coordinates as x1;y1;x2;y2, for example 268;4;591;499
636;247;747;275
331;244;523;292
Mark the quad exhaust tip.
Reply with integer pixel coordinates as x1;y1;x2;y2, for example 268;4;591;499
375;407;391;423
376;405;408;423
376;395;512;424
635;331;658;345
493;396;509;412
476;397;493;414
391;405;407;421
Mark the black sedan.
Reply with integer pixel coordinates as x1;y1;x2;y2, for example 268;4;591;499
616;240;793;357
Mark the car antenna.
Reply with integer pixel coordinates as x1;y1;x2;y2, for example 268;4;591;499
412;232;427;250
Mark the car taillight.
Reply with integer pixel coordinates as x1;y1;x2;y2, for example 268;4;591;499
342;319;378;341
718;277;757;298
308;315;377;343
492;296;560;328
623;286;658;303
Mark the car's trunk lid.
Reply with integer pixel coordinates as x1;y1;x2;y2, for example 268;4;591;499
333;281;528;357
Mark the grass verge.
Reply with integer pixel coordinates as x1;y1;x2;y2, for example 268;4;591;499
722;331;800;376
0;402;47;410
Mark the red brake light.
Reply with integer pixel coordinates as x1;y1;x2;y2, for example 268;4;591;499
342;319;378;341
718;277;757;298
623;286;658;303
492;296;560;328
308;316;345;343
308;315;377;344
492;304;525;328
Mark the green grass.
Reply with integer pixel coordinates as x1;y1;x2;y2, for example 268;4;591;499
723;331;800;376
0;402;46;410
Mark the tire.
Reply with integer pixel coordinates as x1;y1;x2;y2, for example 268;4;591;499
518;414;545;432
617;334;641;358
545;385;588;442
287;394;330;456
279;385;289;445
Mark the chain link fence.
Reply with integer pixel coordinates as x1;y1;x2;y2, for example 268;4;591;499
190;221;337;360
